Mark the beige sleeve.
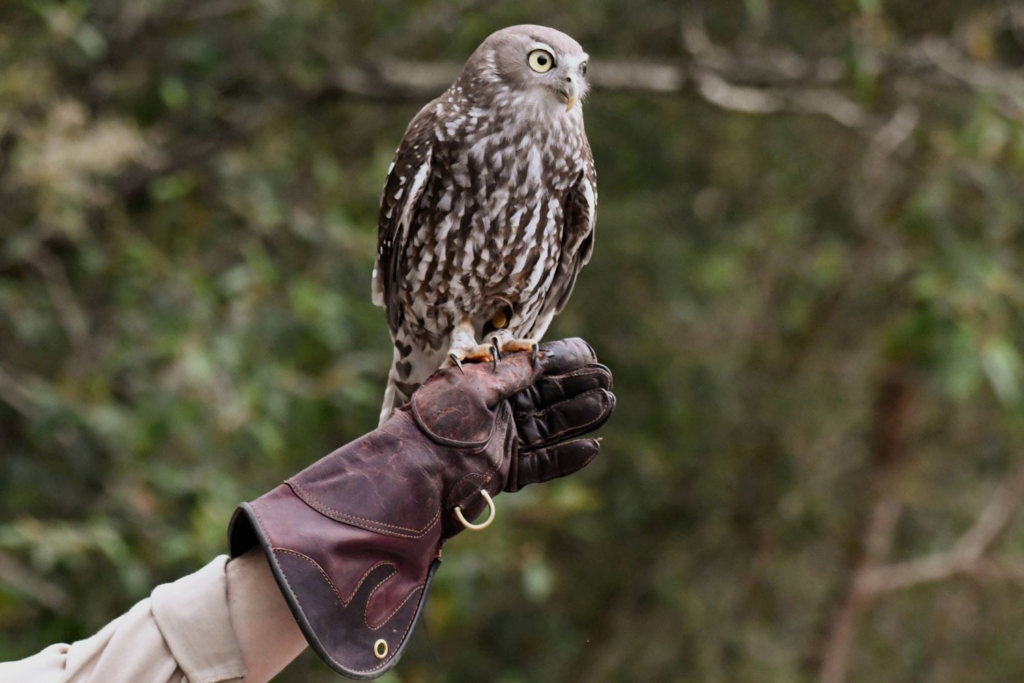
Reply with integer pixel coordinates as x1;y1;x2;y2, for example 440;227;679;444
0;551;306;683
225;549;308;681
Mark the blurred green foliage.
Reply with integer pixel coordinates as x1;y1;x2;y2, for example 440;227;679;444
3;1;1024;681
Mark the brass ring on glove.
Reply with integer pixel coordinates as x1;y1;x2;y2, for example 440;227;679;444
454;490;496;531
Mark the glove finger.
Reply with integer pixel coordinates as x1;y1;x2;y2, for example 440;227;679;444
491;338;599;402
512;364;613;415
516;387;616;450
506;438;601;492
535;338;600;376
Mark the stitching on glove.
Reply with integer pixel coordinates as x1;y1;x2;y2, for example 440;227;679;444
274;551;395;609
365;580;423;631
252;503;276;547
442;408;509;509
289;479;441;538
410;399;498;448
269;549;402;674
273;550;421;633
444;471;489;509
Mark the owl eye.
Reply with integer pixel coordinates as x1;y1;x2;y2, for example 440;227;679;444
528;49;555;73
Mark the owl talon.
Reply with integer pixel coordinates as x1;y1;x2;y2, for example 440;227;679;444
489;345;499;371
449;353;465;374
490;336;502;361
446;341;500;370
490;338;540;363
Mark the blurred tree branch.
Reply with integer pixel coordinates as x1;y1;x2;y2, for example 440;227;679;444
0;367;39;419
858;469;1024;595
0;550;71;614
329;6;1024;133
24;245;89;349
817;470;1024;683
812;366;915;683
97;4;1024;216
815;364;1024;683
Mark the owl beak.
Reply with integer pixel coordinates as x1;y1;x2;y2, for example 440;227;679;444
560;75;580;111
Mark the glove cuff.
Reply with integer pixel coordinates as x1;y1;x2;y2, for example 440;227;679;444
229;485;440;679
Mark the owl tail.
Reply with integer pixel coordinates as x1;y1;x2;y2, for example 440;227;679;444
378;340;427;426
378;371;406;426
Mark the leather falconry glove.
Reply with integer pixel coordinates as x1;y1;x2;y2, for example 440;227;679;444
228;338;615;679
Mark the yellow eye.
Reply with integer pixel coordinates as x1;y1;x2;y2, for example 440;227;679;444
528;49;555;73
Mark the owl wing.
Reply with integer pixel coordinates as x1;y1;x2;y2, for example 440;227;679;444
372;108;436;333
546;149;598;317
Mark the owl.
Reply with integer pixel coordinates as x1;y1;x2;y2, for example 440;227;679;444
372;25;597;424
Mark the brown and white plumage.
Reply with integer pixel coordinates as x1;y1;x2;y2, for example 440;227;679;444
373;25;597;424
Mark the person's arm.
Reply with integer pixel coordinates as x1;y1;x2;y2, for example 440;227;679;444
0;599;182;683
226;549;307;681
0;552;306;683
0;556;242;683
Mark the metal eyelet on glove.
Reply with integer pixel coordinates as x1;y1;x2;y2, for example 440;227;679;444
374;639;388;660
454;489;496;531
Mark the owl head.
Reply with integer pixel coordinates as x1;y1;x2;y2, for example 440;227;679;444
464;25;590;114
